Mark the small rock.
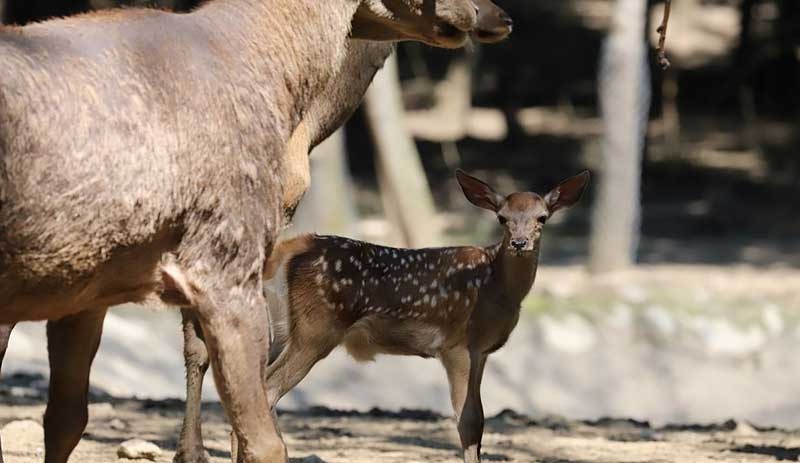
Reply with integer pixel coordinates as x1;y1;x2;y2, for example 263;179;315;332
1;419;44;440
733;420;759;437
88;402;115;420
117;439;162;461
8;386;41;399
109;418;128;431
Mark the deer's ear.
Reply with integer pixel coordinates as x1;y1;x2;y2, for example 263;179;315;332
545;171;590;214
456;169;504;212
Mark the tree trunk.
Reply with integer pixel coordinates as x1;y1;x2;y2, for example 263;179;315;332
364;54;441;248
287;129;359;237
588;0;651;273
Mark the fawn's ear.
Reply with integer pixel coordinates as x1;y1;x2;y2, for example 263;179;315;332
545;170;590;214
456;169;505;212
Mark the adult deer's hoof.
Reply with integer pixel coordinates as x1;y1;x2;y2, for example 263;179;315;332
173;448;211;463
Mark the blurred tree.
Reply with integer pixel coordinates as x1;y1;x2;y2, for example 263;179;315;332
588;0;651;273
365;54;441;247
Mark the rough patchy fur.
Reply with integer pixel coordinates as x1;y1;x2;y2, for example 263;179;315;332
0;1;359;322
0;0;511;461
0;0;482;462
0;3;362;462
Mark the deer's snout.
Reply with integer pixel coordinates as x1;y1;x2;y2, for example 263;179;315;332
510;238;528;251
471;0;513;43
439;0;479;33
499;11;513;28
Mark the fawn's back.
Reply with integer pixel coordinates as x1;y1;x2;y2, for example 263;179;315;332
264;234;502;361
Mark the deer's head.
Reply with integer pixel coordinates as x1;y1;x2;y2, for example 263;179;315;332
351;0;479;48
456;170;590;255
471;0;512;44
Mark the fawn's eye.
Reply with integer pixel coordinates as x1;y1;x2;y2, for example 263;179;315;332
498;216;508;225
537;216;547;224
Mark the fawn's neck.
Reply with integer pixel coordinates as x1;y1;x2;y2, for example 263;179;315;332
489;234;540;306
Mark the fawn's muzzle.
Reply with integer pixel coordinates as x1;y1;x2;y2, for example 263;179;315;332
510;238;528;251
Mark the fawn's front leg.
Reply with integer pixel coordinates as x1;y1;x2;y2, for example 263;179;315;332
174;310;211;463
44;309;107;463
0;323;16;463
441;348;488;463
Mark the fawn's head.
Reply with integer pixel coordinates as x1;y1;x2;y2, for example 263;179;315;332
471;0;512;43
456;170;590;255
351;0;479;48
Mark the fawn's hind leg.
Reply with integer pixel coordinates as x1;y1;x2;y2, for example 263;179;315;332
266;330;339;413
441;348;488;463
174;309;211;463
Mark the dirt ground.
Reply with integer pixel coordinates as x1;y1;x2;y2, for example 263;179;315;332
3;398;800;463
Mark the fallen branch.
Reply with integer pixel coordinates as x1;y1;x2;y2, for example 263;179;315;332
656;0;672;69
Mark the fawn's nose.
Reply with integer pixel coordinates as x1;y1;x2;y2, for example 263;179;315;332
510;238;528;250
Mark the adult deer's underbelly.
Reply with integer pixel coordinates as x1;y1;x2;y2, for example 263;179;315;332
0;226;179;323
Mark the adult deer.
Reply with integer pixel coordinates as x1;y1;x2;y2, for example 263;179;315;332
242;170;590;463
177;2;514;460
0;1;480;462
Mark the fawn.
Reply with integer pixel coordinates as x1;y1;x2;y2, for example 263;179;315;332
260;169;589;462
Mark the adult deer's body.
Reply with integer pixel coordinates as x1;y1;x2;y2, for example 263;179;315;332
0;0;480;461
256;170;590;463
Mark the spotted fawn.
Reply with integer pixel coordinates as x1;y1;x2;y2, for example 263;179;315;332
261;169;590;463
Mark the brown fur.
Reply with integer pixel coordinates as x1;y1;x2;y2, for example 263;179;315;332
472;0;512;43
0;0;484;462
0;1;514;461
260;171;590;463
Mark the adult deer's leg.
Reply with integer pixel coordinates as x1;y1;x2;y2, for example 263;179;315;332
43;309;107;463
441;348;488;463
174;309;211;463
194;277;285;463
0;323;16;463
232;328;337;462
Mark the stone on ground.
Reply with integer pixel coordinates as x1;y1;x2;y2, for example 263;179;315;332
117;439;162;460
